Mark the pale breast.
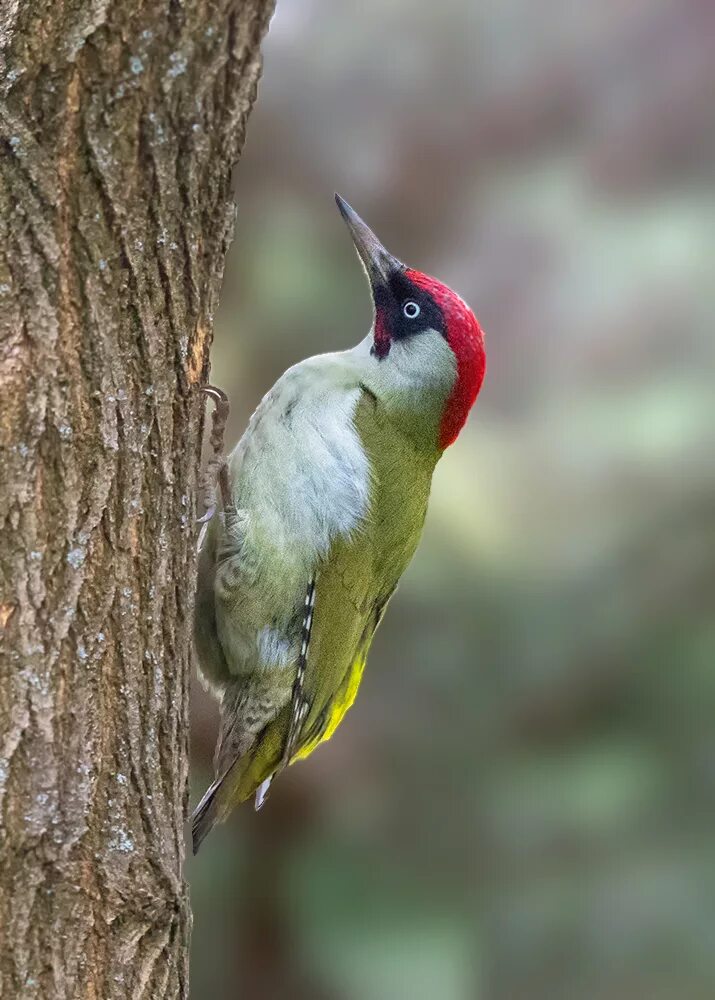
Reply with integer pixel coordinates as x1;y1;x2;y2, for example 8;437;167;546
212;357;371;678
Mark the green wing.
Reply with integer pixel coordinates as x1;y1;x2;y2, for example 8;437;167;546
281;390;439;773
291;531;393;762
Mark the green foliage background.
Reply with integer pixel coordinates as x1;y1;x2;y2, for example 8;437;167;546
188;3;715;997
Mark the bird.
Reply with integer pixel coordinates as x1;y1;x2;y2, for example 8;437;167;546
191;194;486;852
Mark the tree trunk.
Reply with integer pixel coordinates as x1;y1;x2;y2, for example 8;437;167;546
0;1;275;996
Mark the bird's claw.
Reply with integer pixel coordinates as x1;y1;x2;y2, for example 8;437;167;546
196;503;216;525
198;383;231;524
201;384;229;408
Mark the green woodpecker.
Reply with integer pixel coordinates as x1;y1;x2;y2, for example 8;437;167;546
192;195;486;852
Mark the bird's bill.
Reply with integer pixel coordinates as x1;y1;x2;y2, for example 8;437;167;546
335;193;403;291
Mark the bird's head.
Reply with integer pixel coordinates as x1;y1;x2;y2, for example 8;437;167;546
336;194;485;450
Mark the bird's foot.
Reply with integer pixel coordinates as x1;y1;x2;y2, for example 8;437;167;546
196;502;217;525
198;384;231;525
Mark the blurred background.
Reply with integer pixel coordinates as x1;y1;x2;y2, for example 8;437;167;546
188;1;715;997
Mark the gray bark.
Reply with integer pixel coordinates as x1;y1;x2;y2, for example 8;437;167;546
0;1;275;996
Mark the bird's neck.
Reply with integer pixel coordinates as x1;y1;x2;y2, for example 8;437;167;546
355;334;455;457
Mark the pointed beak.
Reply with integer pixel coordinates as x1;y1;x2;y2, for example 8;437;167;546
335;193;403;292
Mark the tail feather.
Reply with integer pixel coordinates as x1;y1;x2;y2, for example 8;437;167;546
191;746;277;853
191;773;225;854
192;706;292;852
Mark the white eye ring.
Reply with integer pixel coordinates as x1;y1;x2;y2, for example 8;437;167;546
403;300;421;319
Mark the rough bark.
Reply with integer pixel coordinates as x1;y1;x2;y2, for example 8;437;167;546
0;1;275;997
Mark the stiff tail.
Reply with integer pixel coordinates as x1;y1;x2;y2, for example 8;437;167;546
191;766;276;853
191;772;226;854
191;734;285;852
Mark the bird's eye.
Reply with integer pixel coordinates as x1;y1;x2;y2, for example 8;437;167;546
402;300;420;319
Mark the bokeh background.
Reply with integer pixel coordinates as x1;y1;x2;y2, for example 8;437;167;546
188;2;715;997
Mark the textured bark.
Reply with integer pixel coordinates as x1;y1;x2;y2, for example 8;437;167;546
0;1;275;997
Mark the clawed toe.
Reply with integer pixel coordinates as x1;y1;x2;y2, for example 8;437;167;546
198;383;231;527
197;504;216;524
